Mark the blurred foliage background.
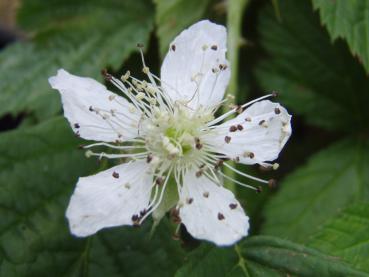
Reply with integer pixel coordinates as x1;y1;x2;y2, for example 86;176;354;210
0;0;369;276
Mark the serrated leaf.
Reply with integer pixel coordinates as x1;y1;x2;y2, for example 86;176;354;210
261;139;369;242
312;0;369;74
0;117;184;276
255;0;369;131
175;236;367;276
0;0;154;120
309;203;369;273
154;0;212;58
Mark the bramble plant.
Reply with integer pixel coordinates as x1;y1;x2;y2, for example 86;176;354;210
0;0;369;276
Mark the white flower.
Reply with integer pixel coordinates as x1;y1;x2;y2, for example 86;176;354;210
49;20;291;246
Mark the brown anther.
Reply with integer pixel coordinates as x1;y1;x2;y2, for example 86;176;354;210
211;45;218;50
195;170;203;178
170;208;181;224
75;131;80;138
217;213;225;220
101;69;112;81
229;203;238;209
131;214;140;225
249;152;255;159
78;144;85;149
234;156;240;162
272;91;278;97
74;123;80;129
140;209;147;217
196;143;203;150
268;179;277;189
146;153;153;163
212;68;217;73
171;44;176;51
203;192;209;198
199;164;206;169
172;233;180;240
219;64;228;70
136;43;144;48
229;125;237;132
259;120;266;126
274;107;281;114
194;137;201;144
237;124;243;131
112;171;119;178
89;106;94;112
155;176;164;186
186;198;194;204
256;186;262;193
236;105;243;114
225;136;231;143
245;117;252;122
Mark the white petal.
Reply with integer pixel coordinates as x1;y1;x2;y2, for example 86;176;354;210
179;170;249;246
49;69;141;142
161;20;230;110
66;160;152;237
203;100;292;165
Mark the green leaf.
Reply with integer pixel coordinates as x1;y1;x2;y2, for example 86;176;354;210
154;0;212;58
309;203;369;273
175;236;367;276
0;117;184;276
261;139;369;242
0;0;154;120
312;0;369;74
255;0;369;131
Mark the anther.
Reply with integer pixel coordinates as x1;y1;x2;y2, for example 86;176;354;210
274;107;281;114
235;105;243;114
256;186;262;193
121;71;130;82
211;45;218;50
101;69;112;81
203;192;209;198
268;179;277;189
237;124;243;131
245;117;252;122
225;136;231;143
136;43;144;48
171;44;176;51
229;203;238;209
229;125;237;132
272;91;278;97
217;213;225;220
142;66;150;74
186;198;194;204
74;123;80;129
219;64;228;70
146;153;153;163
195;170;203;178
131;214;140;226
140;209;147;217
273;163;279;170
170;208;181;224
214;160;224;170
89;106;94;112
155;176;164;186
212;68;220;73
85;150;93;158
196;143;203;150
108;94;115;101
112;171;119;178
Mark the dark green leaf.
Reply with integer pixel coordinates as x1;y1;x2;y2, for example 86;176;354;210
0;117;184;276
0;0;154;120
255;0;369;131
154;0;212;58
312;0;369;73
176;236;367;276
261;139;369;242
309;203;369;273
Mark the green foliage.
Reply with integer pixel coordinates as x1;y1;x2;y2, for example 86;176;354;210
176;236;367;276
154;0;212;58
1;0;369;275
255;0;369;131
261;139;369;242
0;0;154;120
309;203;369;273
0;117;184;276
312;0;369;74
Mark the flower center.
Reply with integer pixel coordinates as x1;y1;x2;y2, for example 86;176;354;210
142;104;214;168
